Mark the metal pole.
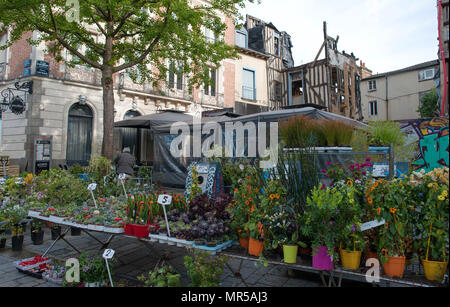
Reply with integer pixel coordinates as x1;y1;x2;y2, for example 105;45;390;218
389;143;395;180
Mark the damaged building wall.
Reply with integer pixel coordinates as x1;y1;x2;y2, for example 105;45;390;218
245;15;294;111
283;23;364;121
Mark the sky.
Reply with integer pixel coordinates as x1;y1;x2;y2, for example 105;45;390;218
239;0;439;75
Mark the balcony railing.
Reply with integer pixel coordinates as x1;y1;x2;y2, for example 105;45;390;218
242;86;256;101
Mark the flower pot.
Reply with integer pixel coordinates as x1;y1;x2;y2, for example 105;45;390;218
421;259;448;282
71;227;82;236
31;230;44;245
51;226;62;240
123;223;134;236
148;223;160;234
11;235;24;251
248;238;264;257
133;224;150;238
312;246;334;271
283;245;299;264
340;250;362;270
383;256;406;278
239;237;249;249
0;238;6;249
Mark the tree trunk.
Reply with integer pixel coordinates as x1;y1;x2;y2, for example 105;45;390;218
101;65;115;160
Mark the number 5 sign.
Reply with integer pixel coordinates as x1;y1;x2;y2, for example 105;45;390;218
158;194;173;237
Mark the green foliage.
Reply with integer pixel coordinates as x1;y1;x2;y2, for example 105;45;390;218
301;185;344;261
138;265;180;287
362;120;404;147
184;250;227;287
418;88;440;119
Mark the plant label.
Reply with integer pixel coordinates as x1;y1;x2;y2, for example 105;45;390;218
118;173;127;180
158;194;172;206
102;249;115;260
88;183;97;191
0;178;5;185
360;219;386;232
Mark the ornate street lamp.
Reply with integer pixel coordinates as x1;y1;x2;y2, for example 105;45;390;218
0;80;33;115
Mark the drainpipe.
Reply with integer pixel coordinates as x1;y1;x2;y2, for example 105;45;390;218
385;76;389;120
438;0;448;116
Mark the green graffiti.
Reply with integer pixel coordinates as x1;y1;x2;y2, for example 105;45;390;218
412;129;449;172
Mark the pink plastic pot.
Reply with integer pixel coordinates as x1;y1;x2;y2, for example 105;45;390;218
312;246;334;271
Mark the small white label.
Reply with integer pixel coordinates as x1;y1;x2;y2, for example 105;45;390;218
102;249;115;260
88;183;97;191
15;178;24;185
158;194;172;206
118;173;127;180
0;178;5;185
361;219;386;232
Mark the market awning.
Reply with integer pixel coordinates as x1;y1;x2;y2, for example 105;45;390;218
114;110;193;129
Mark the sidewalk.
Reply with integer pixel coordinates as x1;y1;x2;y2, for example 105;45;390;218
0;226;324;287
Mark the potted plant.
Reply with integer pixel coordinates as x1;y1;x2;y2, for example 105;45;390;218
247;221;265;257
51;224;62;240
301;185;344;271
31;218;44;245
78;253;110;287
4;204;27;251
410;167;449;281
0;231;7;249
133;202;150;238
138;264;181;287
370;179;412;277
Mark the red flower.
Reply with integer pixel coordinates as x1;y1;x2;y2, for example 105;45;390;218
115;218;123;222
82;207;89;211
100;198;106;203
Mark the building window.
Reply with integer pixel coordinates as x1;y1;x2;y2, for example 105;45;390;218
274;81;282;102
418;69;435;81
204;28;216;43
235;30;248;48
242;68;256;100
369;101;378;116
122;110;141;161
168;61;183;90
204;68;216;97
67;103;93;166
274;34;280;56
368;80;377;91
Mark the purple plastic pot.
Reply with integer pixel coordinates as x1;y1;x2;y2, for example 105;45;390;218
312;246;334;271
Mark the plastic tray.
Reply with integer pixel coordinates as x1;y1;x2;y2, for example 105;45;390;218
14;257;51;272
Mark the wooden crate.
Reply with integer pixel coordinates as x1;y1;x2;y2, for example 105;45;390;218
0;165;20;177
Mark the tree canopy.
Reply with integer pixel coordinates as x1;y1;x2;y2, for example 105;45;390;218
0;0;257;158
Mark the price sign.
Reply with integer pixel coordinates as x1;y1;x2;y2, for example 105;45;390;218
102;249;115;288
88;183;98;208
360;219;386;232
158;194;173;206
158;194;173;237
102;249;115;260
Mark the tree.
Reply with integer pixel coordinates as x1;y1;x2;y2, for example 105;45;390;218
418;88;439;119
0;0;256;159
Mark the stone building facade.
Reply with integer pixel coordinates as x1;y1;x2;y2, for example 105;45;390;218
0;10;274;172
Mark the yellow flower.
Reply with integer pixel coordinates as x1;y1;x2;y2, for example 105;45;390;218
428;183;433;188
438;195;445;201
349;199;355;204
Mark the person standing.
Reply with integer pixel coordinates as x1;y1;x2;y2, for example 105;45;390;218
114;147;136;180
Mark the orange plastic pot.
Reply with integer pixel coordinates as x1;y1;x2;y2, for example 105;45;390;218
248;238;264;257
383;256;406;277
239;237;249;249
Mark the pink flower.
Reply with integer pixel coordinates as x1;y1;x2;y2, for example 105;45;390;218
366;157;371;162
350;165;355;170
321;169;327;174
325;174;330;178
326;161;332;166
362;171;367;176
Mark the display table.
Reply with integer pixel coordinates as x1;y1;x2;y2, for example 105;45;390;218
27;211;447;288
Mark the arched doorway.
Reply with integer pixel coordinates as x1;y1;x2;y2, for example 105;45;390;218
66;103;93;166
122;110;141;162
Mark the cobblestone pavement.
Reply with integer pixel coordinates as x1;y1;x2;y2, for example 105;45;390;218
0;225;358;287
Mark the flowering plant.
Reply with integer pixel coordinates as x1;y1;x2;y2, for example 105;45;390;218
366;179;412;263
301;185;344;261
409;167;449;262
323;157;373;184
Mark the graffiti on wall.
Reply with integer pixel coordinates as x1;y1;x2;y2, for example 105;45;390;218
398;118;449;173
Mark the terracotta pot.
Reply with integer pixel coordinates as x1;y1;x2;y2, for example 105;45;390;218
239;237;249;249
383;256;406;277
248;238;264;257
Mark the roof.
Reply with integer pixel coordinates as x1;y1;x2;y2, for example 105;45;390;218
114;111;193;129
362;60;440;81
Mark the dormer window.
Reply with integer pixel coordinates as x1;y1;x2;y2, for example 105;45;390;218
235;28;248;49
